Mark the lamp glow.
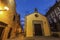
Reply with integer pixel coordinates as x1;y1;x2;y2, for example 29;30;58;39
4;6;9;11
0;6;9;14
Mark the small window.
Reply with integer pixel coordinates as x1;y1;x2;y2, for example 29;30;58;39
35;14;39;17
13;15;15;21
0;27;5;40
50;23;58;32
7;28;12;39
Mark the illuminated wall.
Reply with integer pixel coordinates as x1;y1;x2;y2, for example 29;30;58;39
0;0;21;40
24;11;51;37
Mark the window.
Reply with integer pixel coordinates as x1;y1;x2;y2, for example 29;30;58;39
57;7;60;10
35;14;39;17
54;9;58;17
51;23;58;32
54;7;60;17
0;27;5;40
53;18;57;23
50;13;53;18
47;15;52;23
13;15;15;21
0;21;7;40
7;28;12;39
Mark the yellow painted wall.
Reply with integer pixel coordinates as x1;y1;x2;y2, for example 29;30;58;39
0;0;18;40
14;14;22;36
25;12;51;37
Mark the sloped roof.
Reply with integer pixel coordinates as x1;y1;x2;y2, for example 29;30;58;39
25;8;46;17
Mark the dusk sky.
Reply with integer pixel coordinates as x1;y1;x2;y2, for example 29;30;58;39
15;0;56;28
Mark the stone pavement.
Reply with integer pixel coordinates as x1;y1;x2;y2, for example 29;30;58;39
7;36;60;40
25;36;60;40
7;33;60;40
7;33;24;40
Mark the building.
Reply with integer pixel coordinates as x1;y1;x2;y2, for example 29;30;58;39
24;8;51;37
57;0;60;2
0;0;22;40
14;13;22;36
45;1;60;37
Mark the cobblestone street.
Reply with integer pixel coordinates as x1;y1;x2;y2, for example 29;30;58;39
7;34;60;40
7;33;24;40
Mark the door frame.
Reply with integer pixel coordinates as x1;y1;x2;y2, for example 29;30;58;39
32;20;44;36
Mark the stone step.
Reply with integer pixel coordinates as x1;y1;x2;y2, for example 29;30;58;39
25;36;60;40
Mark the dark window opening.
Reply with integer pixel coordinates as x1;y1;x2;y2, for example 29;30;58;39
50;23;58;32
0;27;5;40
7;28;12;39
35;14;39;17
13;15;15;21
0;22;7;40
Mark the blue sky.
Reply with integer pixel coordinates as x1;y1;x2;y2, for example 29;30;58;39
15;0;56;28
15;0;56;17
